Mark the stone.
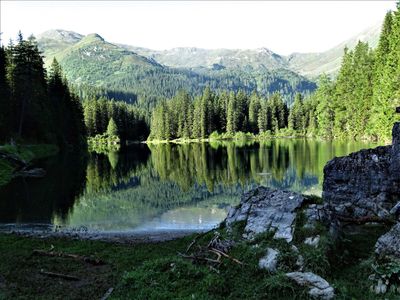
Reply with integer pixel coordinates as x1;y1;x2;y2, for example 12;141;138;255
304;205;329;229
389;202;400;218
258;248;279;273
304;235;320;247
225;187;305;242
322;122;400;220
323;145;395;219
286;272;335;300
375;223;400;260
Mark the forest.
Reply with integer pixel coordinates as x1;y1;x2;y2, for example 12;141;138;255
1;7;400;147
0;34;86;147
149;8;400;142
0;34;149;147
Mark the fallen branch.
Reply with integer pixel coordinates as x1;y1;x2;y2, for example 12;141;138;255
100;287;114;300
186;230;212;254
33;249;105;265
178;252;221;264
39;270;80;281
210;248;244;265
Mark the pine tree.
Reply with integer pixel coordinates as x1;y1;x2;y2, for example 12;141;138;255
107;118;118;137
248;92;261;133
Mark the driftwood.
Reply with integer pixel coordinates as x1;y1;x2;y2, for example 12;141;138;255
185;230;212;254
39;270;80;281
209;248;243;265
180;232;242;267
33;249;105;266
100;288;114;300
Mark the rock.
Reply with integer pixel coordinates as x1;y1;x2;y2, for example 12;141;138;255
258;248;279;273
225;187;305;242
304;235;320;247
296;254;305;271
323;146;395;219
304;205;329;228
375;223;400;260
286;272;335;300
390;123;400;192
389;202;400;219
323;122;400;220
374;279;388;294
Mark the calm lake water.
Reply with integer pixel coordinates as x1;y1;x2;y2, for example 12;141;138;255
0;139;378;233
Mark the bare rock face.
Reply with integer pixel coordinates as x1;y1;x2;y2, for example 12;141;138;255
225;187;305;242
286;272;335;300
375;223;400;260
322;122;400;219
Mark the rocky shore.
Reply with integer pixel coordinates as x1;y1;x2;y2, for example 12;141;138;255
219;121;400;299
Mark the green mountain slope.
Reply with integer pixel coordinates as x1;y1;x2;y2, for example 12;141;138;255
37;30;317;107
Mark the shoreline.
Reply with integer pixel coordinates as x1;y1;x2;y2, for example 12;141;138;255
0;226;206;244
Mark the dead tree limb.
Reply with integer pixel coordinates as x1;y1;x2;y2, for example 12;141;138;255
39;270;80;281
210;248;244;265
33;249;105;265
186;230;212;254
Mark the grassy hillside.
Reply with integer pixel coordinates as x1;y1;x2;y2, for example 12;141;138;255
37;30;317;107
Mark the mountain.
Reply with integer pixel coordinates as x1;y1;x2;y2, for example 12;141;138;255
120;46;288;71
36;30;317;107
286;22;382;78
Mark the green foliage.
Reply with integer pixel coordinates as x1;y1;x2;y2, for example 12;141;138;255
370;261;400;294
312;5;400;141
37;32;317;110
106;117;118;137
148;89;309;141
0;34;86;148
83;97;149;141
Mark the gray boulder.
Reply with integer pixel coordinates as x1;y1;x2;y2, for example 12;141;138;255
322;122;400;219
225;187;305;242
375;223;400;260
258;248;279;273
286;272;335;300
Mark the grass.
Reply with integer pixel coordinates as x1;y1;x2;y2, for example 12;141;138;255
1;222;398;300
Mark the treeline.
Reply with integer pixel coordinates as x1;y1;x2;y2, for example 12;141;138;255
0;33;86;147
56;41;316;111
149;6;400;142
83;98;149;142
312;7;400;141
149;88;314;140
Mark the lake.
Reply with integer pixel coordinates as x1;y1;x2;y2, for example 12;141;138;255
0;139;377;234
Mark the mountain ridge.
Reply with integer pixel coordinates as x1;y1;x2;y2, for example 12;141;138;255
38;22;381;78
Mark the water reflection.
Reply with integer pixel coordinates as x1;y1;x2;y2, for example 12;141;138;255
0;139;377;232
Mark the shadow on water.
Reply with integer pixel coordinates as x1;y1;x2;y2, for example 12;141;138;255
0;139;378;232
0;150;88;224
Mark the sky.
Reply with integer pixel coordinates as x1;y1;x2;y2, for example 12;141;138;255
0;1;397;55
